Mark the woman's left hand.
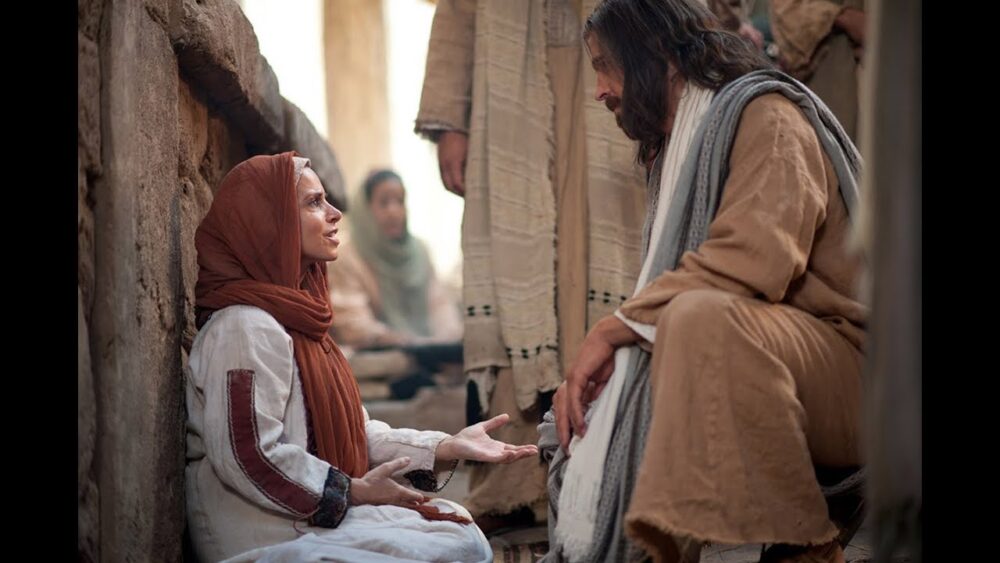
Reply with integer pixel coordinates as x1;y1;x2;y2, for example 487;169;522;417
435;414;538;463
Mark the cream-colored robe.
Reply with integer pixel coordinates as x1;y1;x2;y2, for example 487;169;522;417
415;0;646;517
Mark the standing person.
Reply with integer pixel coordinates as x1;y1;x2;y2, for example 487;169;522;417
414;0;648;531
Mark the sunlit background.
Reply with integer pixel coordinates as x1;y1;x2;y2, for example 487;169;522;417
238;0;464;287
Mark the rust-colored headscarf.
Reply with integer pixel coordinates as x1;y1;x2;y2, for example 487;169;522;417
194;151;369;478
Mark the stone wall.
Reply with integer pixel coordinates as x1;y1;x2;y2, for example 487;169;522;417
77;1;345;560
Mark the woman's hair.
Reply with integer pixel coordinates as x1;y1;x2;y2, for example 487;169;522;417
362;169;404;202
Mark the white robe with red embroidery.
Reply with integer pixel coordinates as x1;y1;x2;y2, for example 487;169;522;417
184;305;491;562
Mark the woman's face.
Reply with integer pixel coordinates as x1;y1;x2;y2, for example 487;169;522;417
368;179;407;241
298;167;343;268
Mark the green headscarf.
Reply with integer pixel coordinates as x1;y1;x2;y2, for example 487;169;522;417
349;170;433;338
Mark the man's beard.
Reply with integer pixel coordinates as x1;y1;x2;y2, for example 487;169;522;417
605;96;623;126
606;96;636;139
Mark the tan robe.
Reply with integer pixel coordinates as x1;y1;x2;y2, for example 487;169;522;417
707;0;750;30
620;94;866;557
771;0;865;141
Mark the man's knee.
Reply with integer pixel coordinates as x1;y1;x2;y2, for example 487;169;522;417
655;289;741;337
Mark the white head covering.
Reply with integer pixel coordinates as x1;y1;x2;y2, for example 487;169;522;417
292;156;312;186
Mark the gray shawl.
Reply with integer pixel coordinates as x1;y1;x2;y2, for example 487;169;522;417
538;69;861;562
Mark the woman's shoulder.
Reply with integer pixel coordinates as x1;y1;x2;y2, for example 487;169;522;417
195;305;290;345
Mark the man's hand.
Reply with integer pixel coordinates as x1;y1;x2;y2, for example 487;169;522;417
835;7;866;48
554;315;641;453
437;131;469;197
738;21;765;50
